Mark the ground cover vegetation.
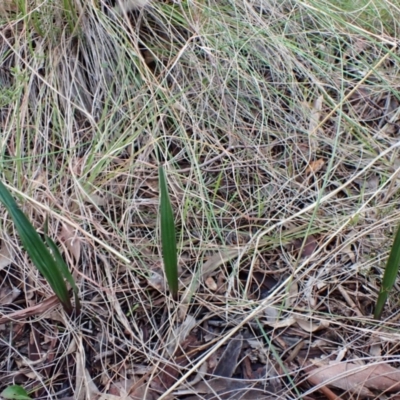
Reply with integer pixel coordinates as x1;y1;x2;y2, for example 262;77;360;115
1;0;400;398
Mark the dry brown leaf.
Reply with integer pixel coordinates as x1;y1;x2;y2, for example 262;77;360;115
0;295;59;324
74;345;99;400
179;250;239;320
172;102;187;113
214;335;243;378
167;315;197;355
106;378;138;399
60;223;81;263
354;174;380;193
205;276;218;291
288;281;299;306
264;306;279;323
309;95;323;129
301;235;318;258
97;395;130;400
0;285;20;305
369;344;381;357
184;377;276;399
306;159;325;174
308;95;324;152
28;328;42;364
195;250;238;283
102;255;140;337
87;192;109;206
128;384;157;400
340;244;356;263
246;339;275;367
264;316;296;328
306;372;342;400
290;235;318;258
0;242;12;270
295;316;329;333
181;362;208;388
335;347;347;362
308;362;400;395
147;270;166;291
70;157;86;177
336;284;363;317
48;309;68;324
365;174;380;191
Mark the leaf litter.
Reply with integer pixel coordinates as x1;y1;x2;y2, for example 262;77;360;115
0;284;20;305
59;223;81;264
0;242;12;271
307;361;400;397
1;1;400;399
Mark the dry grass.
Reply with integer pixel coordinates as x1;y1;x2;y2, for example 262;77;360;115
1;0;400;398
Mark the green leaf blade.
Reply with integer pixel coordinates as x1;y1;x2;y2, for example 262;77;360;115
44;229;81;314
0;180;77;314
1;385;32;400
159;165;178;299
374;222;400;320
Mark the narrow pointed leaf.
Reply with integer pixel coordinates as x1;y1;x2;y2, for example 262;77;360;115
1;385;32;400
159;165;178;299
374;222;400;319
44;219;81;314
0;180;77;314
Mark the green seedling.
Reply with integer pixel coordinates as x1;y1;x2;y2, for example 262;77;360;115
159;165;178;299
1;384;32;399
374;221;400;320
0;180;80;315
